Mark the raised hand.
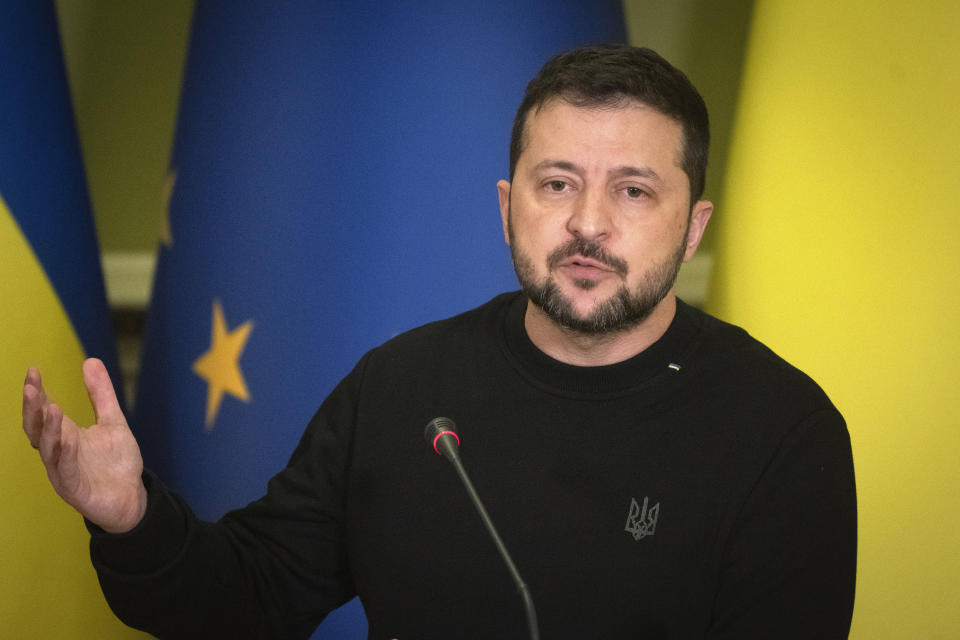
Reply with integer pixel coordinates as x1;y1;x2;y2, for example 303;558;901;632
22;358;147;533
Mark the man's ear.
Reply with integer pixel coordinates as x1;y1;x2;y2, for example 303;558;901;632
684;200;713;261
497;179;511;245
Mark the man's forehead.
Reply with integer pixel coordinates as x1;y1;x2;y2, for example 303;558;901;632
521;99;686;169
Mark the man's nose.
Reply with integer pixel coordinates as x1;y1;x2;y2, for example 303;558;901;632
565;186;612;241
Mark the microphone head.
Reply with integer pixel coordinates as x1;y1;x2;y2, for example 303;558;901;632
424;417;460;456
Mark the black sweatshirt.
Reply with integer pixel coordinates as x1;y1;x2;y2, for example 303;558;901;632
90;292;856;639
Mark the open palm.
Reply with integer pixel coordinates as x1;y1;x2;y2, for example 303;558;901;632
22;358;147;533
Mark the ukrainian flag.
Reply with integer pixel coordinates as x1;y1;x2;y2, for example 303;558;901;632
707;2;960;637
133;2;625;637
0;3;142;637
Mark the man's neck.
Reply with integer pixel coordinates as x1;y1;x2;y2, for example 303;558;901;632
523;293;678;367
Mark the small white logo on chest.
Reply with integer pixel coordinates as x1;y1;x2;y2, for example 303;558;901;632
625;496;660;541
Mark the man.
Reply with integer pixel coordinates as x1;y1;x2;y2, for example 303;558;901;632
22;45;856;639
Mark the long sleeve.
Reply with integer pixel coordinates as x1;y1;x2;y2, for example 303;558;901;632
707;408;857;638
88;356;371;639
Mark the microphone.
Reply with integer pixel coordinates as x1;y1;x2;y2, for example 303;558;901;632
423;417;539;640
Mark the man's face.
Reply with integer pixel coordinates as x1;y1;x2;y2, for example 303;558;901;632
498;99;712;335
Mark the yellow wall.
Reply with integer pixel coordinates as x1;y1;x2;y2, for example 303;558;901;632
708;2;960;636
624;0;754;251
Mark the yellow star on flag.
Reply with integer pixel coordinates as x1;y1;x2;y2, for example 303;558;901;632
192;300;254;429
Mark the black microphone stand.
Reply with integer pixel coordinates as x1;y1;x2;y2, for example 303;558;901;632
425;417;540;640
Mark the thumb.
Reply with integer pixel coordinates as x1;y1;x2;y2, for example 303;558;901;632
82;358;124;426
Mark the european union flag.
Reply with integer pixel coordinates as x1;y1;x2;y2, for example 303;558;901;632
133;2;624;636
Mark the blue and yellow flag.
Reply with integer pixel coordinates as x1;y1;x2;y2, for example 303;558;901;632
133;2;624;636
1;2;139;638
707;2;960;637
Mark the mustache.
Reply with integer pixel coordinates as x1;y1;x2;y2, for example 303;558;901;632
546;237;629;277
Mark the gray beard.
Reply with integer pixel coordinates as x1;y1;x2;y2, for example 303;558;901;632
508;223;687;336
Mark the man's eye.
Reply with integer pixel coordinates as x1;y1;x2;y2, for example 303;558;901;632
625;186;646;198
548;180;567;192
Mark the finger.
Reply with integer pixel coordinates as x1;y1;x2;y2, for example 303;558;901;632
24;366;44;394
23;385;42;447
22;370;48;448
38;403;64;470
82;358;124;426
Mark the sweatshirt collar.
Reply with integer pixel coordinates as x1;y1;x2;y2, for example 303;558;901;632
501;292;703;397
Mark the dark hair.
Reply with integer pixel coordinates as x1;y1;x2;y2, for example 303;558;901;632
509;44;710;203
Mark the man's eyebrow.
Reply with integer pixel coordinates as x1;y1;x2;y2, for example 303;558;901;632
531;160;665;186
609;165;664;185
531;159;582;173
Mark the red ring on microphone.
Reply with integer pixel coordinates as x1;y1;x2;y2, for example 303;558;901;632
432;430;459;455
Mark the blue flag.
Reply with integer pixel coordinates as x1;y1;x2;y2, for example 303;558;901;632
134;2;624;636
